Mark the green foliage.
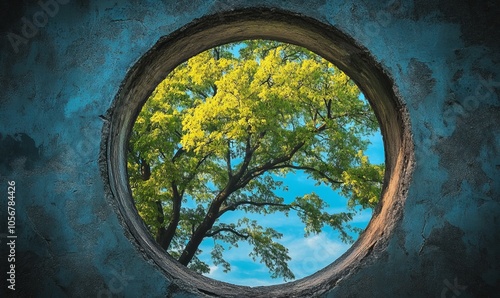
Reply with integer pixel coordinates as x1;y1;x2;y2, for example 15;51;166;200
127;40;384;281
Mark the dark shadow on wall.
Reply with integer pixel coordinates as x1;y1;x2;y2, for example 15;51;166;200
0;133;41;173
0;1;28;33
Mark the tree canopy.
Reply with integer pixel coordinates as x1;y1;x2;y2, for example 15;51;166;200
127;40;384;281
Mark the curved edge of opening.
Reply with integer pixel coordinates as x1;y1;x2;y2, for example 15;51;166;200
99;8;414;298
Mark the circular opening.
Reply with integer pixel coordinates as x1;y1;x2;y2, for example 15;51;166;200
126;39;385;286
102;8;413;297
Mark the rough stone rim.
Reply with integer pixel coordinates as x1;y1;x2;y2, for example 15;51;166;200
100;8;414;297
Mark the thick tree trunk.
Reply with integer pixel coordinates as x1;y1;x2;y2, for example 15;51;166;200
177;142;255;265
177;191;229;266
156;226;171;249
140;158;151;181
156;183;182;250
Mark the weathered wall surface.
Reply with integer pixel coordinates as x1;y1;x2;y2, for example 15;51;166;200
0;0;498;297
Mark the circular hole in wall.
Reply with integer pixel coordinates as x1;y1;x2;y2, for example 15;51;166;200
127;39;386;286
102;8;413;297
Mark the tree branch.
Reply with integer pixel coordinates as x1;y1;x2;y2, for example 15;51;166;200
211;83;218;97
325;98;332;119
180;153;211;196
269;164;343;185
218;200;297;217
155;200;165;224
226;140;233;179
186;86;210;100
127;144;151;181
156;182;182;250
171;147;185;162
230;133;257;186
206;227;250;240
236;140;306;189
159;149;168;161
213;47;220;60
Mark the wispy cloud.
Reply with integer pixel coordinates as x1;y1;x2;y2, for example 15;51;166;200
280;233;350;281
199;229;352;286
196;204;372;286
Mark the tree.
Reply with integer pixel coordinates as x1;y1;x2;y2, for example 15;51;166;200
127;40;384;281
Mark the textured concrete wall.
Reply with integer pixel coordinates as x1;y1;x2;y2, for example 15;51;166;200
0;0;499;297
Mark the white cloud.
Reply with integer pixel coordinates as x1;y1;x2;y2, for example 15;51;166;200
201;232;351;286
208;265;219;275
284;233;350;280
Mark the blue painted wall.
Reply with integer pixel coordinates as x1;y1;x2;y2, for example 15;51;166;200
0;0;498;297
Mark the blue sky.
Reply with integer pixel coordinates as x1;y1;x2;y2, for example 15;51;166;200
196;128;384;286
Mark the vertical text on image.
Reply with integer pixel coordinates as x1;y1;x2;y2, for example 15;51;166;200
7;180;17;291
